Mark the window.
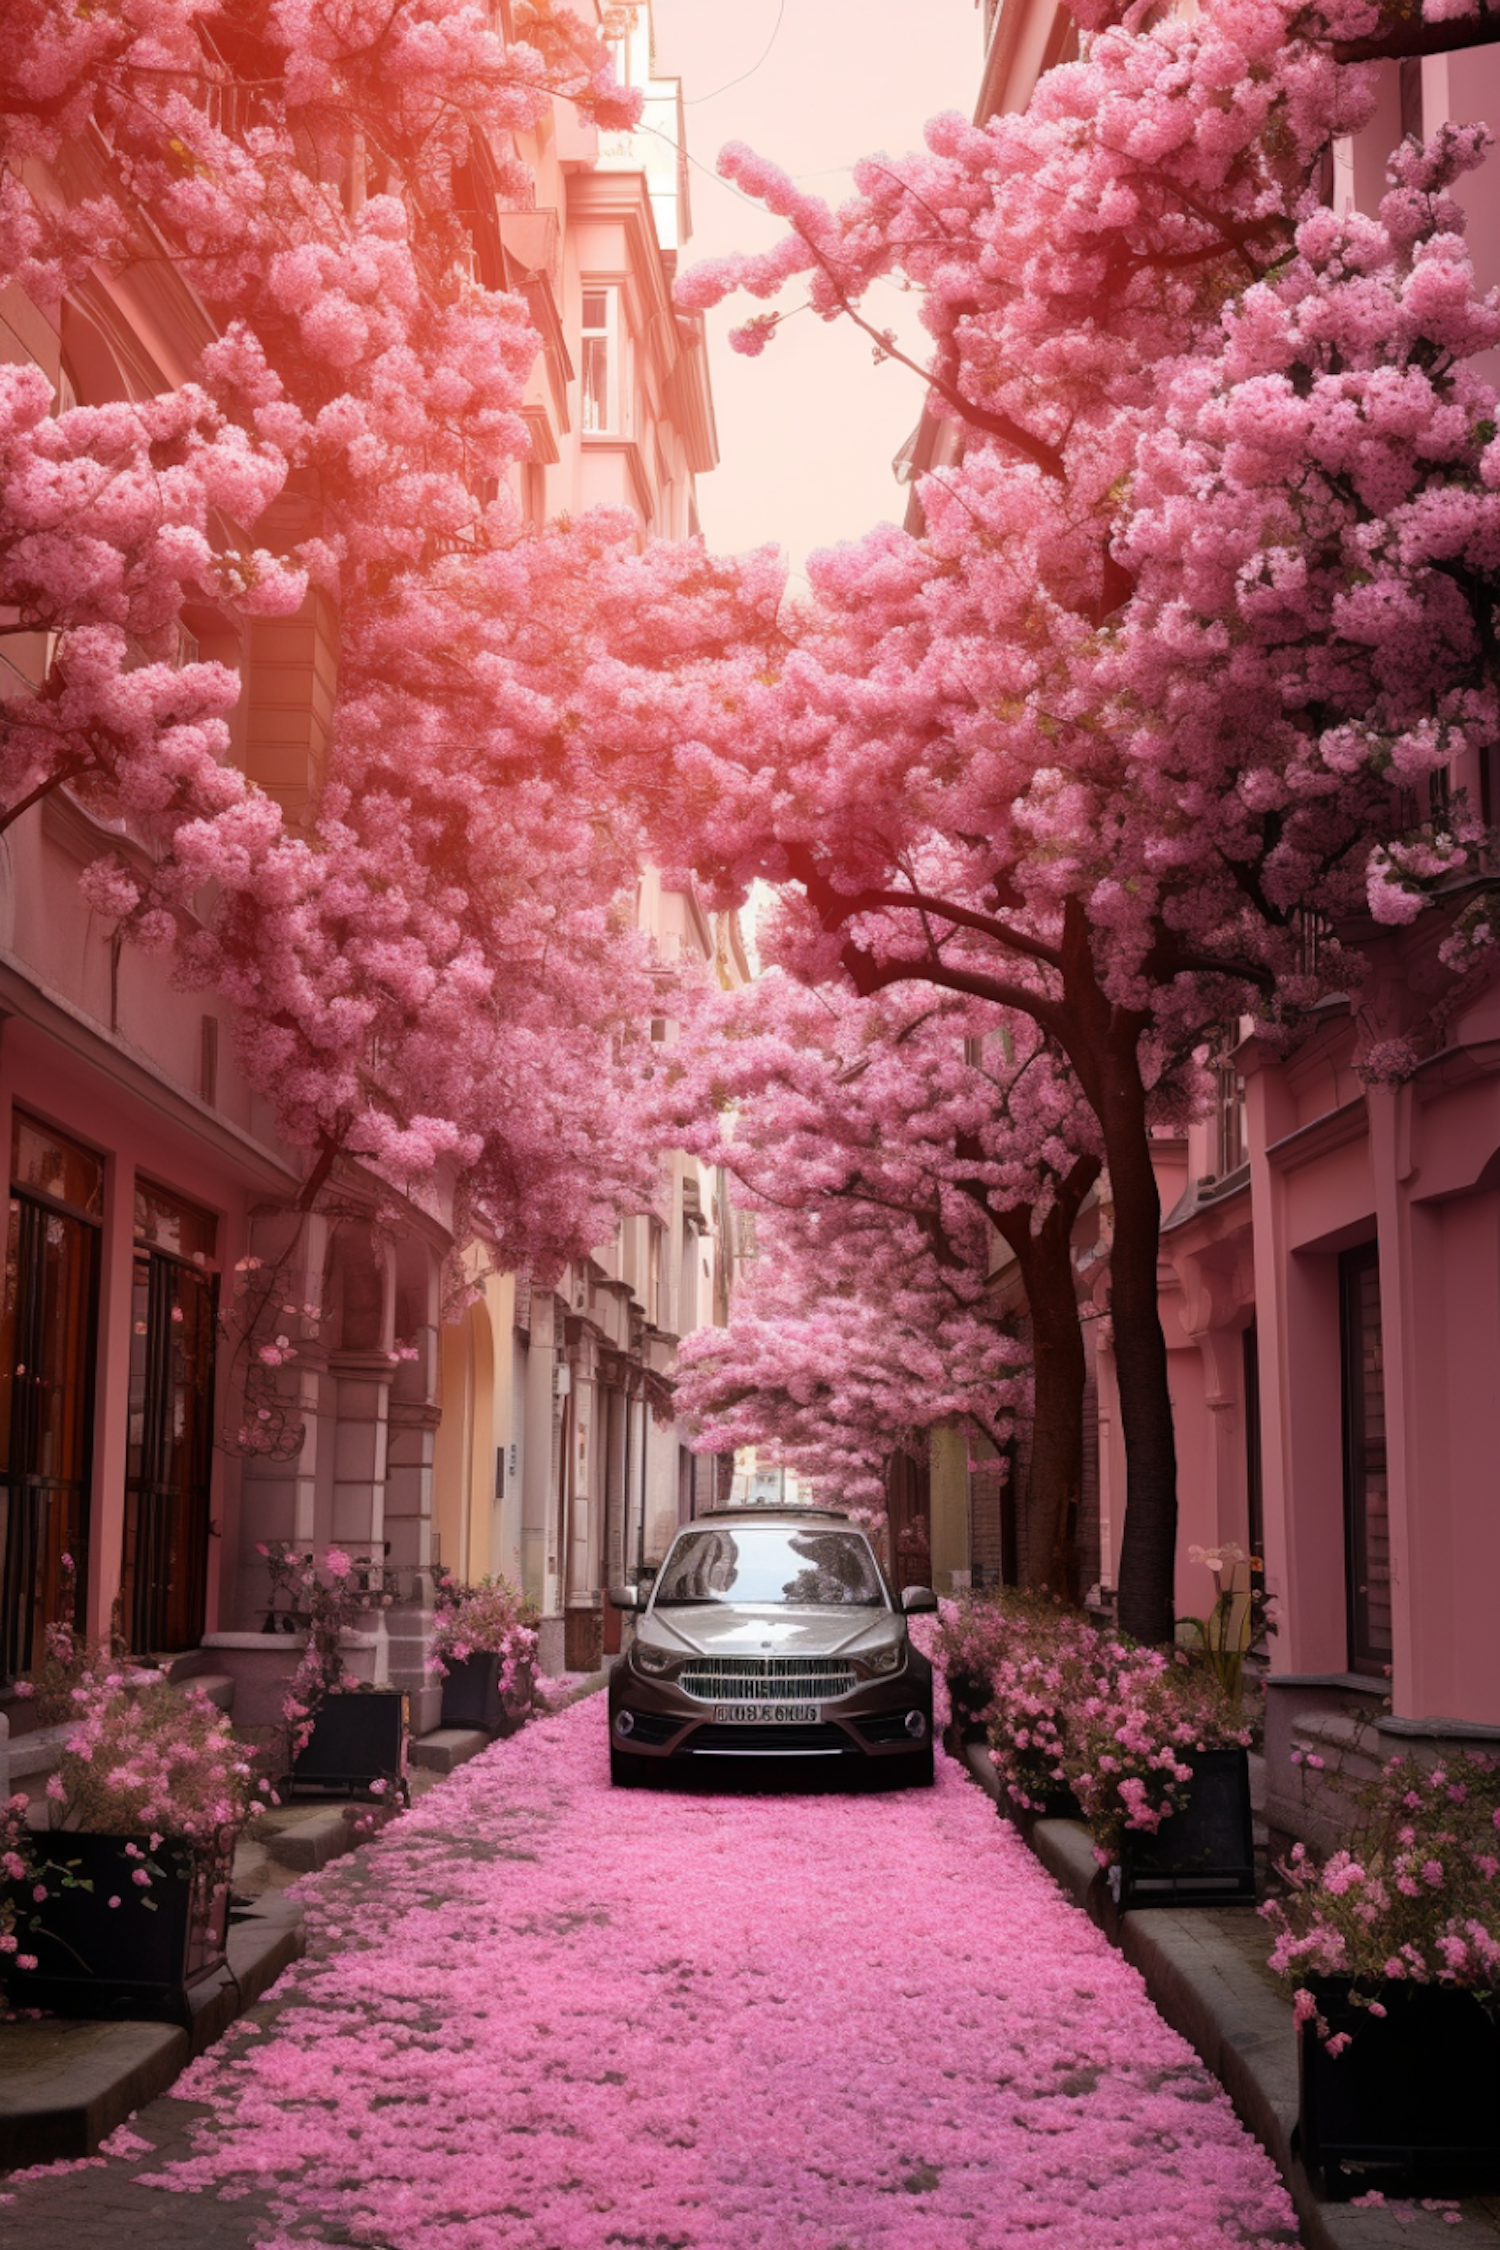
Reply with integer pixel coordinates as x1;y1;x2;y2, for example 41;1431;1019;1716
581;285;618;433
1400;56;1423;142
0;1113;103;1682
1340;1243;1392;1675
121;1182;218;1653
1214;1064;1247;1178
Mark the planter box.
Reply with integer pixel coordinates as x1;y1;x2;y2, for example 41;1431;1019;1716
439;1652;528;1736
946;1667;995;1743
286;1688;409;1800
1300;1979;1500;2197
1026;1783;1083;1821
1;1828;234;2026
1117;1746;1256;1910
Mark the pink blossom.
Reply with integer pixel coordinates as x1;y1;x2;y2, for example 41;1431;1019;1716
2;1697;1293;2248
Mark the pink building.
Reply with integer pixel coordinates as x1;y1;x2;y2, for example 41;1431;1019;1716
908;0;1500;1828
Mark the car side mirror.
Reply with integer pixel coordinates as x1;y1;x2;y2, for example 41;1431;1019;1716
901;1585;938;1615
608;1583;646;1613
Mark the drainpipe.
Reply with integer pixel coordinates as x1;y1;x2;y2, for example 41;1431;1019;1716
635;1382;649;1580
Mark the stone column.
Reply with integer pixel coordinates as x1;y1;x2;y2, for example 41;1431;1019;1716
236;1209;333;1626
928;1422;971;1593
384;1392;441;1732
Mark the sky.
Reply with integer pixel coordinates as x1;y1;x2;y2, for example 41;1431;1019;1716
651;0;984;571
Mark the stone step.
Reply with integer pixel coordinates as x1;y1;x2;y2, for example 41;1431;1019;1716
11;1724;67;1788
410;1726;492;1775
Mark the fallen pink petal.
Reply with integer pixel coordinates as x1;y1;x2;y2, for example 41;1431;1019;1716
49;1702;1309;2250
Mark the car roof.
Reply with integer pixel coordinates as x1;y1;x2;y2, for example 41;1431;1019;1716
686;1507;861;1527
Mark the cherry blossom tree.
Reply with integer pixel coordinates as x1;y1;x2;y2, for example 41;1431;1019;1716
673;1195;1026;1523
655;967;1106;1592
622;0;1500;1642
3;0;672;1272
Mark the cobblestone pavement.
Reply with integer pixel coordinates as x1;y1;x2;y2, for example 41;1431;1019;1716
2;1698;1303;2250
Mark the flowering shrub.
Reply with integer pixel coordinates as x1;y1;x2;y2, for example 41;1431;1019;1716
0;1794;31;1968
259;1541;395;1756
1066;1648;1252;1865
937;1591;1095;1805
10;1558;262;1844
1262;1752;1500;2049
45;1670;258;1842
930;1592;1014;1738
429;1572;547;1720
933;1589;1250;1857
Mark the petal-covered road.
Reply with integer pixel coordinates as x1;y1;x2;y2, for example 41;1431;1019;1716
4;1697;1297;2250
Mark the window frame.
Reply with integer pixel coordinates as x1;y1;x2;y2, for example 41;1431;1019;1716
580;282;624;436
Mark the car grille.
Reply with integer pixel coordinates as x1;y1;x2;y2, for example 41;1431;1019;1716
677;1657;859;1704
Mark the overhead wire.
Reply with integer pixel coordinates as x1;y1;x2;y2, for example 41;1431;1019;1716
683;0;788;105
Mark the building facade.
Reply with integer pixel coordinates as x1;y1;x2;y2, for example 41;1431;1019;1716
900;0;1500;1824
0;0;731;1766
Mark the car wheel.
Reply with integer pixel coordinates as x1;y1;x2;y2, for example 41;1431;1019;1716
610;1745;652;1788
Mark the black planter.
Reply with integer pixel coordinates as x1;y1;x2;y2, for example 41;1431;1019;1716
1300;1979;1500;2197
945;1666;995;1742
286;1687;409;1799
1027;1783;1084;1821
1;1828;234;2026
1117;1745;1256;1909
439;1651;528;1735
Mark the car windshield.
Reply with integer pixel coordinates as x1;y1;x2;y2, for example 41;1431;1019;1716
652;1525;887;1608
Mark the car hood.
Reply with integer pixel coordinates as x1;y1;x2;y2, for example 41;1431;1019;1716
639;1605;902;1660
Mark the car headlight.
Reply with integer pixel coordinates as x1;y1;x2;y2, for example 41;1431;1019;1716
631;1640;676;1676
863;1643;903;1676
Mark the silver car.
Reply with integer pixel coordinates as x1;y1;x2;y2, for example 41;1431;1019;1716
607;1507;936;1787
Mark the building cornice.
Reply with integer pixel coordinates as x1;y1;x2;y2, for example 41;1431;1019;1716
0;947;301;1194
1264;1094;1368;1174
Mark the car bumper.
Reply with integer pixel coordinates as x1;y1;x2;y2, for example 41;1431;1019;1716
607;1652;934;1766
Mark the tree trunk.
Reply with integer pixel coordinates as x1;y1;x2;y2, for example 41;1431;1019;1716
1092;1031;1178;1646
1006;1219;1087;1603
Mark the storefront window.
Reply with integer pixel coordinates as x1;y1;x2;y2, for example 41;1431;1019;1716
0;1113;102;1682
121;1183;218;1653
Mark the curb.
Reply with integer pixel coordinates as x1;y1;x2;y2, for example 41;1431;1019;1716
0;1698;597;2172
953;1738;1495;2250
0;1890;304;2166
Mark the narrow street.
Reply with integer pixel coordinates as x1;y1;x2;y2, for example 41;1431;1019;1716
2;1700;1297;2250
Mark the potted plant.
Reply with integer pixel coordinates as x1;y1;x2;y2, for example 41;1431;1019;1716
1068;1641;1256;1908
263;1543;409;1802
1263;1750;1500;2198
932;1592;1007;1747
429;1571;544;1736
1178;1542;1277;1707
0;1627;262;2025
942;1590;1093;1815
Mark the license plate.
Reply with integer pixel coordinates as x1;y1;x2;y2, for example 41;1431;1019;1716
712;1702;819;1725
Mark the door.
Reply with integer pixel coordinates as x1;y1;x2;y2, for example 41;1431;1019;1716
0;1114;102;1681
121;1183;218;1654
